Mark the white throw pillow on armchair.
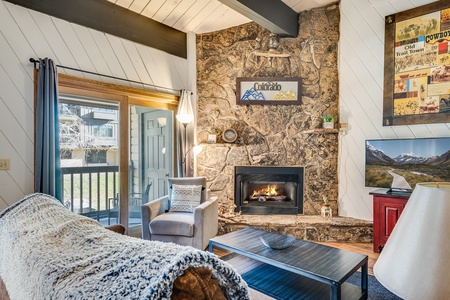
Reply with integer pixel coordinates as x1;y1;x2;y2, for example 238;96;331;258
170;184;202;212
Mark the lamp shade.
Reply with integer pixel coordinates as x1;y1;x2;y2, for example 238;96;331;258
176;90;194;125
192;145;202;156
374;182;450;299
176;113;194;125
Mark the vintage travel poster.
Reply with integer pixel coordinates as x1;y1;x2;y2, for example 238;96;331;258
393;9;450;116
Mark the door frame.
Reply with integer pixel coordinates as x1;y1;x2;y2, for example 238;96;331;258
58;74;179;232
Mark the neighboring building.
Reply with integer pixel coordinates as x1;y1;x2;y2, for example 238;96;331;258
59;101;119;167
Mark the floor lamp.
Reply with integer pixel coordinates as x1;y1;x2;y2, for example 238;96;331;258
374;182;450;299
183;144;203;174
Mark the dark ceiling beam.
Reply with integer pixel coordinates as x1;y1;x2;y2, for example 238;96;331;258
218;0;299;37
4;0;187;58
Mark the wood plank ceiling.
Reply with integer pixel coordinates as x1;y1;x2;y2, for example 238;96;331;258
107;0;337;34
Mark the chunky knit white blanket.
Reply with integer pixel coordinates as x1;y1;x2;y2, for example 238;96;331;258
0;193;249;300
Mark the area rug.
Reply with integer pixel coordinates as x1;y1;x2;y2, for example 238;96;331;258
222;254;403;300
346;272;402;300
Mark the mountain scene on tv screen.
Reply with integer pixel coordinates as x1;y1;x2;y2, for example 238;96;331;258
365;142;450;189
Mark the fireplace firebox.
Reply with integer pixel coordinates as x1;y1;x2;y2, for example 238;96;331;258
234;166;304;214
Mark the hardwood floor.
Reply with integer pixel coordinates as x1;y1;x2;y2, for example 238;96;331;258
318;242;378;276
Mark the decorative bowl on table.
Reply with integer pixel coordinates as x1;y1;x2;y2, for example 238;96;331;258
260;233;295;250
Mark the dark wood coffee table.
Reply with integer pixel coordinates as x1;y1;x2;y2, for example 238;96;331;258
209;227;368;300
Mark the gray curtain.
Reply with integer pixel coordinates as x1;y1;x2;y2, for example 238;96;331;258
34;58;62;200
176;90;194;177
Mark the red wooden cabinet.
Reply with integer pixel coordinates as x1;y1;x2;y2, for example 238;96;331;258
371;190;409;253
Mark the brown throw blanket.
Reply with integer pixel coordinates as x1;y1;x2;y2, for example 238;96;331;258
0;277;8;300
0;193;249;300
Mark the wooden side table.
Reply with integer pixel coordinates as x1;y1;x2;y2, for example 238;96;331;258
370;189;410;253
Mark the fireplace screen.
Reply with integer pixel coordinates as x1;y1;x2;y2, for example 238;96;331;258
234;166;304;214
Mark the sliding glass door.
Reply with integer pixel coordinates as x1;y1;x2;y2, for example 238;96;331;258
58;95;121;226
57;75;178;232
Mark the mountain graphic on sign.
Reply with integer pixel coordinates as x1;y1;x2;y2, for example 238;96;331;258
273;90;296;100
241;87;265;100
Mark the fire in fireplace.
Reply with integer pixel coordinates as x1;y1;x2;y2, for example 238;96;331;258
249;184;287;202
234;166;304;214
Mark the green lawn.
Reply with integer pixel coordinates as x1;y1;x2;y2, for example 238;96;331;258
63;172;119;212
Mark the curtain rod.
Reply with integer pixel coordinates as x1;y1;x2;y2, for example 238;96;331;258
29;58;180;94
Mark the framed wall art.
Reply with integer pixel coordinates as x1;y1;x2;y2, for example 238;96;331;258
383;0;450;126
236;77;302;105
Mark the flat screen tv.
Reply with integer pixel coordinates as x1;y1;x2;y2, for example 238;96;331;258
365;137;450;194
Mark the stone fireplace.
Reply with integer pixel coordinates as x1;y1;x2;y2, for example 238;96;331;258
193;4;366;242
234;166;304;215
196;4;341;218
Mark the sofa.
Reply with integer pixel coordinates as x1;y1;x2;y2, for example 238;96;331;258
0;193;249;300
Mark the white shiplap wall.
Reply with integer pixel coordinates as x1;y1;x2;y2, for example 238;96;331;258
339;0;450;220
0;0;191;211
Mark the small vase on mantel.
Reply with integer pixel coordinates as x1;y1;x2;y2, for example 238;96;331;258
321;196;332;219
322;114;335;129
321;204;332;219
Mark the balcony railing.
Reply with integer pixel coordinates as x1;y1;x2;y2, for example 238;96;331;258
61;166;119;225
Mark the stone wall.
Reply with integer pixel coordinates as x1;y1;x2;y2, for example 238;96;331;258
196;3;341;219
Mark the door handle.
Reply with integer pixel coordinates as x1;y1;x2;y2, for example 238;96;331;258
165;173;170;177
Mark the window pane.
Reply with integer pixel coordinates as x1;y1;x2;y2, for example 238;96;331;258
59;96;120;227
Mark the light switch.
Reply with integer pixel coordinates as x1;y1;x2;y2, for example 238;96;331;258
0;159;10;170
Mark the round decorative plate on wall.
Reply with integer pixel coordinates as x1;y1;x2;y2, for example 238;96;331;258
223;128;237;143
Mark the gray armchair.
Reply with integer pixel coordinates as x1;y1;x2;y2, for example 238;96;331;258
141;177;218;250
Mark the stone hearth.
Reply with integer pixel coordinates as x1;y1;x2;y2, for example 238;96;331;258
219;215;373;243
